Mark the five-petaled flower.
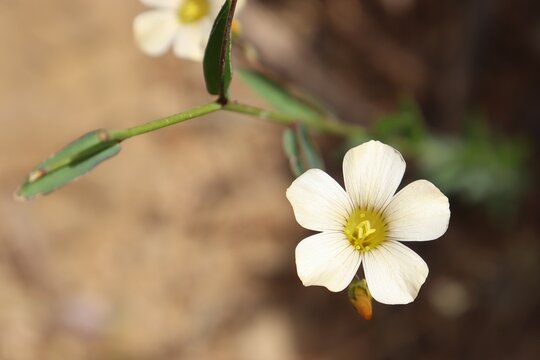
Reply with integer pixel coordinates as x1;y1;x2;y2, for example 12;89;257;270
133;0;244;61
286;140;450;304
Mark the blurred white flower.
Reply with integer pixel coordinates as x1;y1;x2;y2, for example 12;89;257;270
286;140;450;305
133;0;244;61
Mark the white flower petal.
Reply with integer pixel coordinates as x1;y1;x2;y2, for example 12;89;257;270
172;21;212;61
363;241;428;304
296;232;361;292
286;169;353;232
384;180;450;242
343;140;406;212
140;0;180;8
133;10;179;56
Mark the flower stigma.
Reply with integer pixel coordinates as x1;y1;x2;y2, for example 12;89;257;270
178;0;210;24
344;209;388;252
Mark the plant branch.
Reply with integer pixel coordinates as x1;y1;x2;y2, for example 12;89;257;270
223;101;365;137
109;102;222;141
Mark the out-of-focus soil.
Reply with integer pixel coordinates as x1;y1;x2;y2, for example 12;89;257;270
1;1;539;359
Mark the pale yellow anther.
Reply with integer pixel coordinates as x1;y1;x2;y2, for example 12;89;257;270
356;220;376;239
344;209;387;252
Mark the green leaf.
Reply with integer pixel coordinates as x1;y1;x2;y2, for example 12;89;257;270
282;128;303;177
282;124;324;177
295;124;324;171
203;0;234;98
237;68;320;120
16;129;121;200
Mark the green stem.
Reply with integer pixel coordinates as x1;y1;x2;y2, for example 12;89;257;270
223;101;365;137
106;100;363;142
109;102;222;141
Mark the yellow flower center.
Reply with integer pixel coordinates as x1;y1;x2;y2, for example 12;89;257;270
178;0;210;24
344;209;388;252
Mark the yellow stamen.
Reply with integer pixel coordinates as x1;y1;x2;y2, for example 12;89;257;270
178;0;210;24
344;209;387;252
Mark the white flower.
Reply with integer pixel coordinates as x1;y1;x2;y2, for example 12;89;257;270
286;140;450;305
133;0;244;61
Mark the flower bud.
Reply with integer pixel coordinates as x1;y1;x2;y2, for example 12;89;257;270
348;278;373;320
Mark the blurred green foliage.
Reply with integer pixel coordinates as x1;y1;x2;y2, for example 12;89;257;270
417;117;530;214
369;100;531;215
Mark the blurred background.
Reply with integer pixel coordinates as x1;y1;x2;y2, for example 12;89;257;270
1;0;539;359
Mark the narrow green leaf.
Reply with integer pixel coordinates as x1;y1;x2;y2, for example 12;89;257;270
282;128;304;177
295;124;325;171
203;0;234;98
16;130;121;200
282;124;324;178
237;68;320;120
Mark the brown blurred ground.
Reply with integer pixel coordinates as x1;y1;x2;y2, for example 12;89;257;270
1;1;539;359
